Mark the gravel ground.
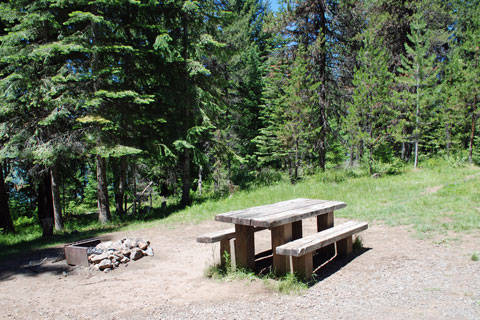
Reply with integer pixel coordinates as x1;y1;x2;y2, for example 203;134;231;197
0;219;479;320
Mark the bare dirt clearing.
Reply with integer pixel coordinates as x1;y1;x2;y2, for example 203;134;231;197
1;219;479;320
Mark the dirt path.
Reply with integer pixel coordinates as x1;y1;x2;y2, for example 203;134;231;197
1;219;479;320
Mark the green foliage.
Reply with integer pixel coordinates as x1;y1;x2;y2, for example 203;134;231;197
352;236;363;252
0;0;479;241
263;272;308;295
472;252;479;262
347;29;394;174
205;252;307;295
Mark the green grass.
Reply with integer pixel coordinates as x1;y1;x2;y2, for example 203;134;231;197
205;252;307;294
472;252;479;261
1;159;479;261
156;161;480;236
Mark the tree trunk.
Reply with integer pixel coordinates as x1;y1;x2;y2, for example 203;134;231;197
316;3;328;171
0;161;14;233
198;165;203;197
38;173;54;237
96;155;111;224
368;146;373;175
132;164;137;215
294;139;299;181
414;63;420;169
469;96;477;164
113;156;127;216
445;122;451;154
50;164;63;231
181;11;191;207
349;144;354;167
356;141;363;162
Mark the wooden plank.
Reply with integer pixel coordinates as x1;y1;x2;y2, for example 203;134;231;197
337;235;353;257
316;210;335;257
235;199;327;226
196;228;235;243
292;220;302;240
275;221;368;257
215;198;326;225
220;239;231;267
215;198;310;221
234;224;255;270
317;211;334;231
196;227;266;243
292;253;313;279
271;223;292;275
255;201;346;228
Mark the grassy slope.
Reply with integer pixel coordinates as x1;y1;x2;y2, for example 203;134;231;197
1;162;479;260
140;162;480;235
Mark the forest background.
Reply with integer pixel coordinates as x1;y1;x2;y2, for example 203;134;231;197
0;0;478;242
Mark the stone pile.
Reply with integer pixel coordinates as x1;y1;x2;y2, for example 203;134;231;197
87;238;153;272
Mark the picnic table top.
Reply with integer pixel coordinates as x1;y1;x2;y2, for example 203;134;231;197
215;198;346;228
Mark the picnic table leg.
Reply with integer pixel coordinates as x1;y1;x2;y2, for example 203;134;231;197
271;223;293;275
317;211;334;230
220;239;232;268
292;220;302;240
292;253;313;280
317;211;335;257
234;225;255;270
337;235;353;257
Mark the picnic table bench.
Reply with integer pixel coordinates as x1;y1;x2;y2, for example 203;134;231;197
197;198;368;278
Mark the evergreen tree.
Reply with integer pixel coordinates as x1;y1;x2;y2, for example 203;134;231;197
450;0;480;163
347;30;394;173
396;4;439;168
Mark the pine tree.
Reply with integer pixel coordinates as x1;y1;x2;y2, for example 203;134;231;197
396;4;439;169
347;30;394;174
451;0;480;163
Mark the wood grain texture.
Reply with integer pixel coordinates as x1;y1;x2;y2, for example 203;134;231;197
234;224;255;270
275;221;368;257
214;199;346;228
220;239;231;267
337;235;353;257
196;227;265;243
271;224;292;275
317;211;334;231
292;253;313;279
316;211;335;257
292;220;303;240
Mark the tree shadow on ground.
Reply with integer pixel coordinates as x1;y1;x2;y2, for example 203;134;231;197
0;226;118;280
117;202;183;223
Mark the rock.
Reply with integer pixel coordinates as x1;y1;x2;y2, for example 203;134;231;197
143;247;154;256
121;249;131;257
120;257;130;263
95;241;113;251
103;268;112;273
114;261;120;268
130;248;143;261
90;252;110;264
111;240;123;251
98;259;113;270
87;247;103;256
138;239;149;250
123;238;137;249
114;253;124;260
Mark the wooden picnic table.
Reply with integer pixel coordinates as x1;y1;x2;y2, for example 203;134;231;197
215;198;346;274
